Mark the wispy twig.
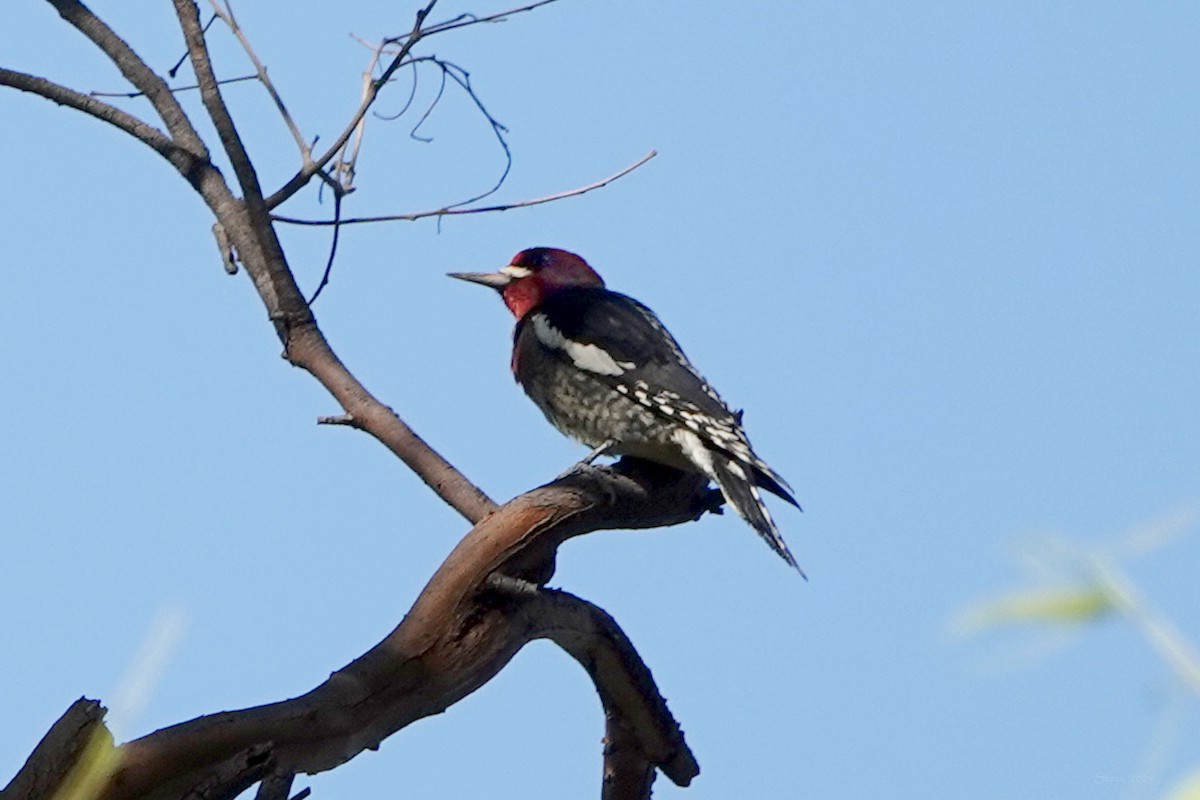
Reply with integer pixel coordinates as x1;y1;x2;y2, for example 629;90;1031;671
90;73;256;98
207;0;310;158
273;150;657;227
307;192;344;305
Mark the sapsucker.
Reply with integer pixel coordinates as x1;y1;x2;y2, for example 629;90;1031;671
450;247;802;571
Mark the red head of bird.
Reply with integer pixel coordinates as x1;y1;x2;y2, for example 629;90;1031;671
448;247;605;319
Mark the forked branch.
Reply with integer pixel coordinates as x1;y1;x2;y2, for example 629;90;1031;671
2;2;698;798
5;461;714;800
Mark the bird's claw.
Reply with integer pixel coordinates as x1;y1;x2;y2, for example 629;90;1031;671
554;440;615;480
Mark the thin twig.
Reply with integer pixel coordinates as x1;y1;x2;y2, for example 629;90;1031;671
272;150;657;227
362;54;513;217
169;13;217;77
207;0;312;162
404;57;447;141
424;59;511;210
316;414;359;427
371;58;422;123
265;0;439;209
398;0;562;43
331;38;387;193
1091;555;1200;697
307;192;344;305
266;0;559;210
90;74;257;98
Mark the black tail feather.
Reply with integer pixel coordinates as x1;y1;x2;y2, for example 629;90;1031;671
752;464;802;510
710;455;804;576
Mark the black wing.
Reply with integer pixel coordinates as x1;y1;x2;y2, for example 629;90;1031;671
524;287;733;419
518;287;798;506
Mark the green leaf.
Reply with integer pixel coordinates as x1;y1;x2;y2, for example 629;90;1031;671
957;586;1115;632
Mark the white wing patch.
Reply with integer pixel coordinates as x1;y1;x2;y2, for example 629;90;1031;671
533;314;634;376
672;428;717;480
619;378;763;472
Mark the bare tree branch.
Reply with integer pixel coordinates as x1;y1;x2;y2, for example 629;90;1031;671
46;0;209;156
163;0;498;521
408;0;563;41
537;588;701;793
273;150;658;226
3;4;715;798
180;744;273;800
265;0;439;209
332;36;391;193
173;0;266;207
252;770;294;800
3;461;714;800
0;67;176;158
206;0;311;161
306;192;343;304
89;73;256;98
264;0;561;210
2;698;112;800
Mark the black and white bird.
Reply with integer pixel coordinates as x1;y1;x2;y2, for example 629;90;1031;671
449;247;802;571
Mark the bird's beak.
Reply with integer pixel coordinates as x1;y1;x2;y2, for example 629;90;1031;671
447;270;513;289
448;263;534;290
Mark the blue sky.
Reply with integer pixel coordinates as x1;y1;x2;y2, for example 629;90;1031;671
2;2;1198;798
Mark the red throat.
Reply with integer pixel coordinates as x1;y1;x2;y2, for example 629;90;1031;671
501;276;549;319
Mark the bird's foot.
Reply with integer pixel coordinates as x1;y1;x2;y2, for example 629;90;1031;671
554;440;615;480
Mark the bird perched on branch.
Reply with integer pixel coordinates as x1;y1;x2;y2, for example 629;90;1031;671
449;247;802;572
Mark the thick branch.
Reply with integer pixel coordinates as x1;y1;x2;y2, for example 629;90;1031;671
7;15;496;525
173;0;267;208
4;6;705;799
2;698;111;800
46;0;208;156
535;588;700;793
14;460;715;800
286;327;498;522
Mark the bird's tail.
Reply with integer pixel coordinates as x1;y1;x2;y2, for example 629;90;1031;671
709;454;804;576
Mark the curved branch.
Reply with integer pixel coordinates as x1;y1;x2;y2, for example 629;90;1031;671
5;6;708;799
10;460;716;800
533;588;700;792
46;0;208;156
272;150;658;227
0;68;174;156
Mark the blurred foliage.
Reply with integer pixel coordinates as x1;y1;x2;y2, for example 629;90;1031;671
955;509;1199;800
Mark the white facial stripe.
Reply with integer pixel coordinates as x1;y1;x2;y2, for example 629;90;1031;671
502;264;534;279
533;315;630;376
